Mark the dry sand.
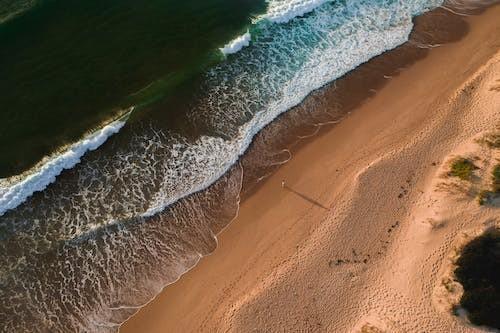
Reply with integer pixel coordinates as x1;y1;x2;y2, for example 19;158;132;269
121;5;500;333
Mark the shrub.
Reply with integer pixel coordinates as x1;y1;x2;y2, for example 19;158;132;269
448;158;477;181
454;229;500;330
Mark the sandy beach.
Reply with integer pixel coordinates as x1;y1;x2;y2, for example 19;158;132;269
121;5;500;332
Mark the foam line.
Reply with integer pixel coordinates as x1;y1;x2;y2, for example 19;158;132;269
219;0;332;57
265;0;331;23
220;31;252;55
0;118;126;216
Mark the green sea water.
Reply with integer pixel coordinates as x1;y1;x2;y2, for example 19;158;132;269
0;0;266;177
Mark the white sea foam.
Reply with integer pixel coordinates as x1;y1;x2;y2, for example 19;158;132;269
141;0;444;218
220;31;252;55
219;0;332;57
0;117;127;216
265;0;331;23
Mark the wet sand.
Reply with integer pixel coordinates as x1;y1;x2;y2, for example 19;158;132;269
121;4;500;332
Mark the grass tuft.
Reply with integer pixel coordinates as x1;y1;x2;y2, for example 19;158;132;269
448;158;477;181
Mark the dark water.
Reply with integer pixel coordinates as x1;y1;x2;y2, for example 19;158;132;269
0;0;265;177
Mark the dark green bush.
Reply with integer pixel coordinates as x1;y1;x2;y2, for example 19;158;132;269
449;158;477;181
454;229;500;329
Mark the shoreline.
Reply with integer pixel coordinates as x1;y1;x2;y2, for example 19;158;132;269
121;4;500;332
239;4;470;201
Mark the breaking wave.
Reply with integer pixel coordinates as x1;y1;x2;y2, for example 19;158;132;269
0;114;128;216
264;0;332;23
220;31;252;55
220;0;337;56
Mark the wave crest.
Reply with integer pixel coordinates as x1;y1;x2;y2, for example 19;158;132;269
0;116;128;216
220;31;252;55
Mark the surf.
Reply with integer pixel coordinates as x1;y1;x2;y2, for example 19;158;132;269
141;0;444;219
0;111;130;216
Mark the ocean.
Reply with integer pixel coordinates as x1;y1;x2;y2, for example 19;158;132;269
0;0;486;331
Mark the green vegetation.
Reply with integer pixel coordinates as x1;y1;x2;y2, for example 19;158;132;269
475;164;500;205
448;158;477;181
454;229;500;330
